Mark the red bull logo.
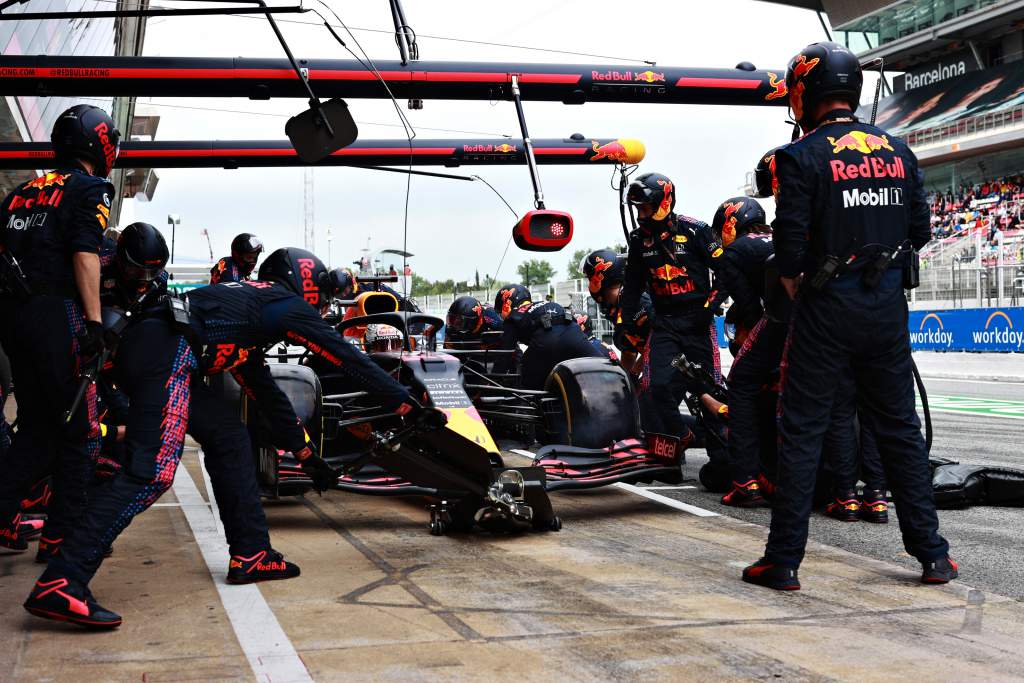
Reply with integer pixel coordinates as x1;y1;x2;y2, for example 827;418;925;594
791;55;819;80
588;257;614;293
94;122;118;172
653;180;673;221
830;155;906;182
650;263;688;281
297;257;320;306
589;138;645;164
499;289;514;318
24;172;68;190
634;70;665;84
9;188;63;211
765;72;787;101
463;144;519;153
721;201;743;246
827;130;895;154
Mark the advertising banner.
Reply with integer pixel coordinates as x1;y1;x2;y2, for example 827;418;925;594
908;307;1024;352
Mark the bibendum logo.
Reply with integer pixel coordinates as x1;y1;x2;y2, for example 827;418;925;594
909;313;953;348
842;187;903;208
972;311;1024;349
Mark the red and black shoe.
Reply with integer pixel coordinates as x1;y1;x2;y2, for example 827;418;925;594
23;573;122;629
226;549;300;585
824;493;861;522
721;480;769;508
742;558;800;591
756;473;777;499
0;515;28;553
921;556;959;584
858;489;889;524
17;518;45;542
35;536;63;564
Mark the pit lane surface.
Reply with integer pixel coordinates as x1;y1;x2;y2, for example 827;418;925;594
672;374;1024;601
2;427;1023;681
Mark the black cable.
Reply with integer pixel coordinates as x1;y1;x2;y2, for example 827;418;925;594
470;174;518;297
912;358;933;454
316;1;416;342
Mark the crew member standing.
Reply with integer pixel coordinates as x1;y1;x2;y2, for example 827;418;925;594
620;173;729;489
743;42;955;590
709;197;777;507
209;232;263;284
0;105;119;554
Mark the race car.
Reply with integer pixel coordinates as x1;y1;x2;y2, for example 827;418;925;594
240;302;684;535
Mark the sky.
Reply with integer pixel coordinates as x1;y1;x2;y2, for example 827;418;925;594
122;0;835;281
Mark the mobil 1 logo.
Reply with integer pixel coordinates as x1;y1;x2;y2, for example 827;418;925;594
842;187;903;209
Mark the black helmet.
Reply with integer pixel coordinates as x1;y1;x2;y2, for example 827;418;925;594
230;233;264;276
446;295;484;335
711;197;767;247
753;146;783;199
327;267;358;299
581;249;625;296
258;247;333;311
51;104;121;178
627;172;675;222
115;222;169;289
785;42;863;128
494;284;532;319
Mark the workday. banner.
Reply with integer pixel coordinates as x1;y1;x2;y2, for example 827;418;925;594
908;307;1024;352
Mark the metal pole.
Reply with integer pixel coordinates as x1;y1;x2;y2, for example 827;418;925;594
998;230;1005;305
510;75;545;210
975;226;982;307
171;222;177;264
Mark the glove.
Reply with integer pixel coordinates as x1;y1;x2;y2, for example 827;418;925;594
294;445;337;493
77;320;106;364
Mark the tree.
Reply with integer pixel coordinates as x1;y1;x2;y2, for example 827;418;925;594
517;259;556;286
566;248;590;280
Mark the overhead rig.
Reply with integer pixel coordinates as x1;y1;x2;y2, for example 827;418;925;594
0;56;790;106
0;137;647;170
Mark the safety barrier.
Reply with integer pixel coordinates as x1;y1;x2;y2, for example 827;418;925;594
909;306;1024;352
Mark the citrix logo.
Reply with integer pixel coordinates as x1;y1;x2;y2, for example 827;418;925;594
842;186;903;208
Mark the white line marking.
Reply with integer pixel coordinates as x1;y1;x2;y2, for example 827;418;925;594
639;485;697;490
199;454;227;538
151;502;212;508
508;448;537;459
614;483;719;517
172;463;313;683
920;376;1024;386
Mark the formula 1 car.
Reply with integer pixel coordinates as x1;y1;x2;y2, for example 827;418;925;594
243;297;683;535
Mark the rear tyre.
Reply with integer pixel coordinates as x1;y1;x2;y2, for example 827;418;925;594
543;358;640;448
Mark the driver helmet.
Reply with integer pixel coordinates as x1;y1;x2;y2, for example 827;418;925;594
364;323;404;352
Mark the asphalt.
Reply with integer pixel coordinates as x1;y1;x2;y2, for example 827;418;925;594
665;374;1024;600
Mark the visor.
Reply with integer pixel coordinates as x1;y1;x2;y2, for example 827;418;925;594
626;184;656;206
119;262;164;283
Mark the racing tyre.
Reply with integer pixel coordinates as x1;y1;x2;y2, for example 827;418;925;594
543;358;640;449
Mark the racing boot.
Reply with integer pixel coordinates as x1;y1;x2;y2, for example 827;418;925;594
721;479;768;508
921;556;959;584
23;570;122;629
0;515;28;553
858;488;889;524
226;548;300;585
742;558;800;591
824;492;861;522
756;473;777;499
18;518;45;542
35;535;63;564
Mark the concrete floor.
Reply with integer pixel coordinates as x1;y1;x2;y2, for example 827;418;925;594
1;446;1022;682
